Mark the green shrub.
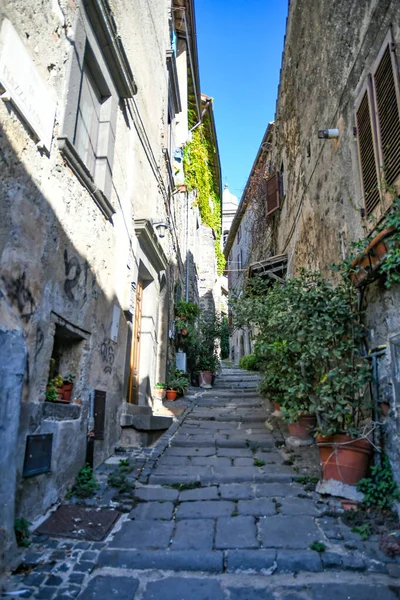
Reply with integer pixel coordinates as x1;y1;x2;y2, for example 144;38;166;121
14;517;31;547
239;354;260;371
66;463;99;499
357;455;400;509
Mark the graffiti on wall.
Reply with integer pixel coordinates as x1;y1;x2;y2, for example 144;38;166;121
100;339;115;374
1;271;36;321
63;249;90;304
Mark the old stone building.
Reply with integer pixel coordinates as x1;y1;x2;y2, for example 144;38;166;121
226;0;400;484
0;0;221;566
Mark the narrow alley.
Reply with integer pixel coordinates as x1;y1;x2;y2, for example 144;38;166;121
2;366;399;599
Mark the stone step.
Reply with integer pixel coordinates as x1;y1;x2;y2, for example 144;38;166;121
120;413;172;431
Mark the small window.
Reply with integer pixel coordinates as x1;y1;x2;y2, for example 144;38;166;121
237;251;242;272
265;172;281;215
237;224;242;242
355;29;400;218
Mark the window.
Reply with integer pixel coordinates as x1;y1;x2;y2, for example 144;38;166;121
58;0;137;220
355;29;400;219
237;250;242;272
237;224;242;242
265;172;281;215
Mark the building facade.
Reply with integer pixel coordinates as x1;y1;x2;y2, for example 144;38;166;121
226;0;400;484
0;0;221;567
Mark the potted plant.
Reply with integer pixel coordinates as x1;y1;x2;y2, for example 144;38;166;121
175;300;200;323
61;374;75;401
231;269;373;468
154;382;167;399
166;368;189;400
174;318;189;336
197;352;219;387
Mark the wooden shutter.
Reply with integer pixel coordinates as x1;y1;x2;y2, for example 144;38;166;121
356;89;380;215
266;173;280;215
373;44;400;189
94;390;106;439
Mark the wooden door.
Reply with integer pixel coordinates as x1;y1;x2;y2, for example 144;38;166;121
128;281;143;404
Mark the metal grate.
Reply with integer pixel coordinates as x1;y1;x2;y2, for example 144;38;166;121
374;45;400;188
35;505;121;541
356;91;380;215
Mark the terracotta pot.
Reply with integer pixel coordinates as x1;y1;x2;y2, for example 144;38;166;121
61;383;73;401
288;414;316;440
154;388;166;399
181;329;188;336
317;434;373;485
166;389;177;401
349;227;395;287
199;370;213;387
274;402;281;411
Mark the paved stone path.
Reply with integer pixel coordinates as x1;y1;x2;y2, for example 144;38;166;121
3;366;400;599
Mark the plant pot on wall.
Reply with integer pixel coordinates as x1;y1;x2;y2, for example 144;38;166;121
154;388;166;400
349;227;395;287
61;383;73;401
316;434;373;485
287;414;316;440
166;389;178;401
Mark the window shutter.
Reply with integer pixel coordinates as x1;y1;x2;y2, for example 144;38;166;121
266;173;280;215
374;44;400;189
356;90;380;215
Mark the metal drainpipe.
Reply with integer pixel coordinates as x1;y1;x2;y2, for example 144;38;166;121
185;190;190;302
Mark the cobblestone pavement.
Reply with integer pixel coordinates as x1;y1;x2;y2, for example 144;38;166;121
2;366;400;599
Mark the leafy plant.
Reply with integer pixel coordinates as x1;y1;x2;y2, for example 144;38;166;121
357;455;400;509
119;458;134;473
175;300;200;323
239;354;260;371
66;463;99;499
45;386;59;402
52;374;64;387
352;524;371;540
338;197;400;289
309;541;326;552
63;373;76;384
231;269;371;436
107;472;131;492
167;368;189;393
14;517;31;547
253;458;265;467
155;382;166;389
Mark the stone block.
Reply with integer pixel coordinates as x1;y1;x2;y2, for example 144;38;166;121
226;587;275;600
170;519;214;550
219;484;254;500
238;498;276;516
98;549;224;572
279;497;321;516
142;577;225;600
109;520;174;549
276;550;322;573
179;486;219;501
254;483;302;497
78;575;139;599
225;549;277;573
176;500;234;519
259;515;319;548
129;501;174;520
134;486;179;501
310;583;399;600
215;516;259;549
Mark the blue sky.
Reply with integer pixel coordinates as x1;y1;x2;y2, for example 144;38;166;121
195;1;288;201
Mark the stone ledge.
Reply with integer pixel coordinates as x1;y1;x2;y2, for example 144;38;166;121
42;402;81;421
97;549;223;572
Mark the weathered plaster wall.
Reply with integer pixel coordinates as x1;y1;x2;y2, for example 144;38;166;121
0;0;188;561
273;0;400;482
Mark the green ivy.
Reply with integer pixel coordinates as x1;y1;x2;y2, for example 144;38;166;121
183;121;225;274
357;455;400;509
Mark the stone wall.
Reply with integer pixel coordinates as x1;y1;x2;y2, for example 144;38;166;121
271;0;400;482
0;0;209;566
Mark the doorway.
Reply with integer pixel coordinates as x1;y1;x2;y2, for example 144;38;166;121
127;280;143;404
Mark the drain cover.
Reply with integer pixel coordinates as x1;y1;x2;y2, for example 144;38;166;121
36;505;121;541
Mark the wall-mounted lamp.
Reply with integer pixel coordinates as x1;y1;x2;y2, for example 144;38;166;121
153;221;169;239
318;128;339;139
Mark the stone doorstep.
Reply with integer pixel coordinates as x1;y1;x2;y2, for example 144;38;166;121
120;413;173;431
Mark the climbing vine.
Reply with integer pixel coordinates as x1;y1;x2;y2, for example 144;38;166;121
183;113;225;274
